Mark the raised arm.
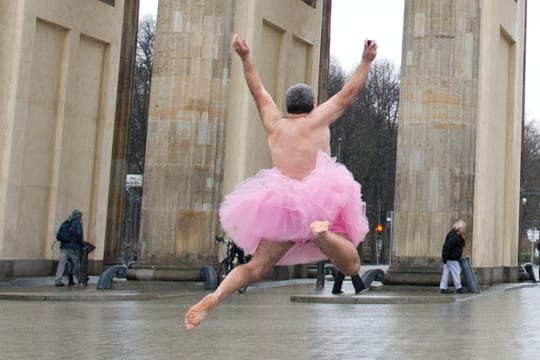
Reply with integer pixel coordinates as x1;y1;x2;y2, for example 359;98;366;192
232;34;283;132
309;39;377;126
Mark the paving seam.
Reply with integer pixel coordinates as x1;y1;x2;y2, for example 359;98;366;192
0;292;201;302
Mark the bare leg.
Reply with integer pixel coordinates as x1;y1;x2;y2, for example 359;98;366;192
184;239;294;331
310;221;360;276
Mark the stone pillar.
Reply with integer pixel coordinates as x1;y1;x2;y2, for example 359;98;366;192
317;0;332;105
105;0;140;263
386;0;526;285
138;0;234;267
138;0;324;271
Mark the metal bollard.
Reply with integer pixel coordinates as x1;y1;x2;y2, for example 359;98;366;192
361;269;385;288
97;265;127;290
316;261;325;288
199;266;218;290
459;257;481;293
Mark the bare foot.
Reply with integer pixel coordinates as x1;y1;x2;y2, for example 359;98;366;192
310;220;330;237
184;293;218;331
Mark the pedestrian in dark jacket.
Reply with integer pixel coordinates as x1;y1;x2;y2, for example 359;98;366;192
439;220;466;294
54;209;84;286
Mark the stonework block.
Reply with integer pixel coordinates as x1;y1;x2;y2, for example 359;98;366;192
0;0;125;271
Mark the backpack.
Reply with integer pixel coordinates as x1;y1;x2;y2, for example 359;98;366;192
56;219;73;243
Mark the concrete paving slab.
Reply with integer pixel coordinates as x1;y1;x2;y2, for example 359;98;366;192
1;276;540;359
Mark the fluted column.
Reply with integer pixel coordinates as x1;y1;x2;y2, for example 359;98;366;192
105;0;140;263
386;0;526;285
138;0;233;266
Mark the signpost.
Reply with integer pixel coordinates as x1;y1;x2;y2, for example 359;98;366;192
126;174;143;187
125;174;143;265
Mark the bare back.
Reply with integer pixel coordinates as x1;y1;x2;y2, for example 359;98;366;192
267;115;330;180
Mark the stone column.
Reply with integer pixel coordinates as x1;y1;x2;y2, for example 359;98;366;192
138;0;233;267
105;0;139;264
317;0;332;105
386;0;526;285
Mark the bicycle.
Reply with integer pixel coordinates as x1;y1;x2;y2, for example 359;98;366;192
215;235;251;293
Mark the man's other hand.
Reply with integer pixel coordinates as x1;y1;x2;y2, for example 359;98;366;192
362;38;377;62
232;33;250;59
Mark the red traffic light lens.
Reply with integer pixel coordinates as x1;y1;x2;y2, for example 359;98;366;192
376;225;383;234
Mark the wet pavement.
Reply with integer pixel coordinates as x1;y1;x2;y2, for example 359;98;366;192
1;268;540;359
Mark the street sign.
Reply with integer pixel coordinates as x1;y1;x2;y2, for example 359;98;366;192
126;174;143;187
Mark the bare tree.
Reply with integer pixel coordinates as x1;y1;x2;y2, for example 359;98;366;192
520;119;540;261
521;120;540;193
128;14;155;174
123;15;155;252
328;58;400;263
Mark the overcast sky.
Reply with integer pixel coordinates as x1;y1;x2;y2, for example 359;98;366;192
138;0;539;122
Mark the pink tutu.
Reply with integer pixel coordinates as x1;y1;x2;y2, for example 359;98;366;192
219;151;369;265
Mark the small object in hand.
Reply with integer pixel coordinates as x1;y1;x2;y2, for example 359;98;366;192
367;40;372;46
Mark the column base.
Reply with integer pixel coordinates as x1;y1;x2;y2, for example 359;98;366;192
385;257;520;286
0;259;103;278
384;257;442;286
0;260;55;278
475;266;520;285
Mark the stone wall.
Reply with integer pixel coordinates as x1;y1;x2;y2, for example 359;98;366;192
0;0;125;276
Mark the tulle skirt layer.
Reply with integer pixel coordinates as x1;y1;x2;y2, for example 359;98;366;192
219;152;369;265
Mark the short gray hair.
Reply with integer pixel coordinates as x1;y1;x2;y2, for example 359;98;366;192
285;83;315;114
453;219;466;231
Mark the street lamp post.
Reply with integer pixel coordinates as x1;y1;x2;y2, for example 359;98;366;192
387;211;393;265
521;192;540;264
527;227;539;264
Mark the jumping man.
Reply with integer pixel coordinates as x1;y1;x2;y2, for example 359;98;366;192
185;34;377;330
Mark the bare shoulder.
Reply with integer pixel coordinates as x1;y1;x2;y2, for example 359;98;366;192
263;111;287;133
305;100;341;128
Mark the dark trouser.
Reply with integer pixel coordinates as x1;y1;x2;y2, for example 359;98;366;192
332;271;366;294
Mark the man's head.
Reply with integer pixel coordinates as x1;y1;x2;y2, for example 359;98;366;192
453;219;466;236
70;209;82;221
285;83;315;114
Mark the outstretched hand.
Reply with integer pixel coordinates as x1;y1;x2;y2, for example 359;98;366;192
232;33;250;59
362;39;377;62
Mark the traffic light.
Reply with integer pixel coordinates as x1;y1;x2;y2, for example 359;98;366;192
375;224;384;234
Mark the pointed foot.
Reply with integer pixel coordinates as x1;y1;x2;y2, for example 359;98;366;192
184;293;218;331
310;221;330;237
